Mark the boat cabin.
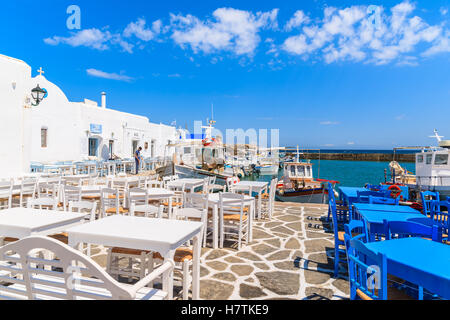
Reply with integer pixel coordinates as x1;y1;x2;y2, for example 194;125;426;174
284;162;314;181
416;144;450;187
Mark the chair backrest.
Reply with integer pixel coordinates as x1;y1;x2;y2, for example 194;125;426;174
128;188;149;207
27;197;58;210
0;236;136;300
368;196;399;205
421;191;440;216
219;192;245;218
201;178;210;194
68;201;97;221
344;220;366;242
21;178;37;197
356;190;388;203
344;235;388;300
184;192;209;211
63;185;82;208
0;180;12;209
429;201;449;235
208;176;216;185
382;220;443;243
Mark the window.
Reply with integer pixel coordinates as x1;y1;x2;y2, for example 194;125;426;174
109;140;114;159
290;166;295;176
417;155;424;163
88;138;98;157
435;154;448;165
184;147;191;154
426;154;433;165
41;128;47;148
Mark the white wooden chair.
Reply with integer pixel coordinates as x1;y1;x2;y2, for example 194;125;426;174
219;192;249;250
62;185;82;209
100;188;129;217
208;176;224;193
109;178;128;207
14;178;38;208
0;180;12;210
0;236;173;300
150;192;208;300
261;178;278;220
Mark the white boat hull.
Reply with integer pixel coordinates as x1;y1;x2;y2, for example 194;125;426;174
257;165;279;176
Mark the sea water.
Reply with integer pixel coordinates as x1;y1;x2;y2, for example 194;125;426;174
242;160;416;188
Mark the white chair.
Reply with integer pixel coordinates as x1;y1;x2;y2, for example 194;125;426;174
261;178;278;220
0;180;12;210
150;192;208;300
147;179;163;188
0;236;173;300
62;185;82;209
16;178;38;207
219;192;249;250
109;178;128;207
100;188;129;217
128;188;162;218
208;176;224;193
67;201;98;256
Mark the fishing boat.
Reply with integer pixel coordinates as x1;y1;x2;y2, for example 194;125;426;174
275;146;339;203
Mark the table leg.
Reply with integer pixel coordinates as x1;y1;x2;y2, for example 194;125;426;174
163;250;175;300
192;233;201;300
213;204;218;249
249;200;254;242
168;196;173;219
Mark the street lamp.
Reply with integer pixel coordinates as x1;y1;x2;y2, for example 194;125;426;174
31;84;47;106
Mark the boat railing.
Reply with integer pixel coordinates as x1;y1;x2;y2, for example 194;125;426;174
416;175;450;187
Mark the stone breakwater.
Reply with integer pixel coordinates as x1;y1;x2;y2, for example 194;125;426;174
293;153;415;163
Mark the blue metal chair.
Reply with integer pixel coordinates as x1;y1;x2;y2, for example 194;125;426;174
356;190;389;204
430;201;449;241
344;220;366;243
421;191;440;216
327;182;348;223
344;235;415;300
329;188;349;278
368;196;399;205
383;220;443;243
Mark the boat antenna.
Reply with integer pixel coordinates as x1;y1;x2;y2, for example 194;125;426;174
429;129;443;143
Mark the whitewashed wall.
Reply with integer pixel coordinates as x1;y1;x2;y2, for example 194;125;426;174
0;55;32;178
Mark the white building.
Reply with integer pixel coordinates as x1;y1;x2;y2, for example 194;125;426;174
0;53;180;178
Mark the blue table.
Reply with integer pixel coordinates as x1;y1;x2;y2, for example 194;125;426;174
353;203;432;240
338;187;367;219
365;238;450;299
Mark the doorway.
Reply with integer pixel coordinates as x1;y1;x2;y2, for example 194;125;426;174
88;138;98;157
132;140;138;157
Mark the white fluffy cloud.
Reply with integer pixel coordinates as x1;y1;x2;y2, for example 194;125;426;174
123;18;162;41
44;28;112;50
170;8;279;56
86;68;133;82
282;1;449;65
285;10;309;31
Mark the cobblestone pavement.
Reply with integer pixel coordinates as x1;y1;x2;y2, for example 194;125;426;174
90;202;350;300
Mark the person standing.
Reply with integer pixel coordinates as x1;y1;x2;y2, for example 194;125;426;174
134;147;142;175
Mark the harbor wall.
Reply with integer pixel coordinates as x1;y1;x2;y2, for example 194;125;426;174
295;153;415;163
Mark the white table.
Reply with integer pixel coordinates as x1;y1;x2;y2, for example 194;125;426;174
233;181;268;219
166;179;204;192
0;208;86;240
207;193;255;249
67;215;203;300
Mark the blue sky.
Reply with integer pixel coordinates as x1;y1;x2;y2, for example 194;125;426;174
1;0;449;148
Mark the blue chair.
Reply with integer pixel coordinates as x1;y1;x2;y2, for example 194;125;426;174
421;191;440;216
344;235;414;300
430;201;449;240
326;183;347;222
329;188;349;278
344;220;366;243
356;190;389;204
368;196;399;205
383;220;443;243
